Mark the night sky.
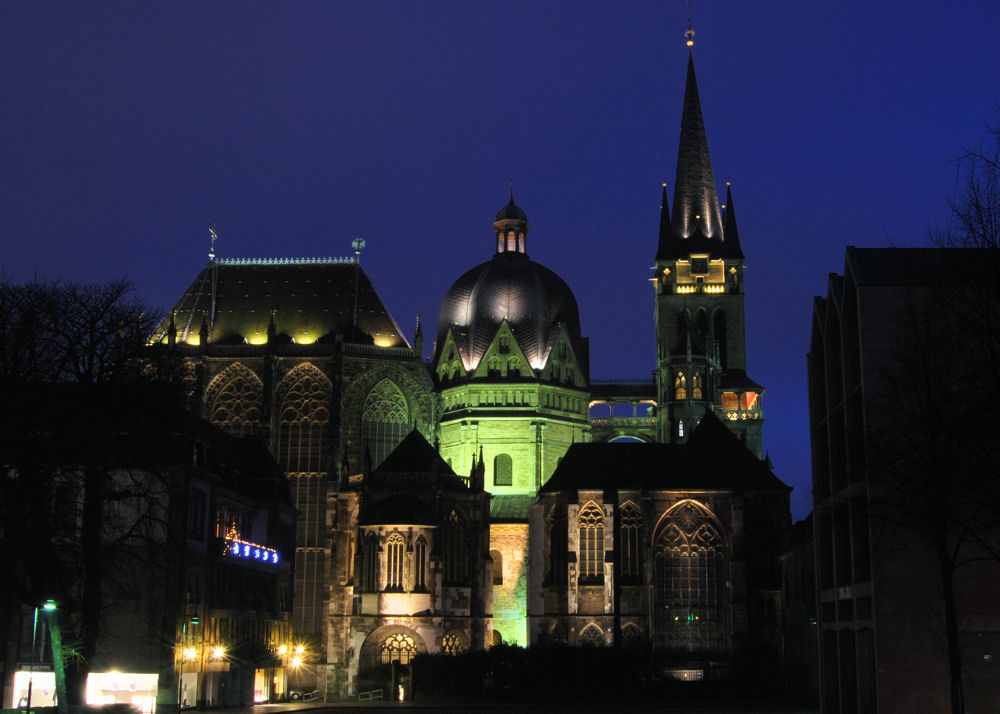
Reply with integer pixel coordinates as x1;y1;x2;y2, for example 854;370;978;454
3;1;998;520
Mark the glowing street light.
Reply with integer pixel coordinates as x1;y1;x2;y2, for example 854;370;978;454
27;600;57;714
211;646;225;660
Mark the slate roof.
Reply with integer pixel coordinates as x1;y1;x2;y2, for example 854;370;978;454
540;410;787;496
152;258;408;348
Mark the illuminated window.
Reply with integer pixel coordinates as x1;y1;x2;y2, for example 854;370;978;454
494;453;513;487
692;373;703;400
380;633;417;664
386;533;405;592
578;502;605;585
742;391;759;410
678;420;685;438
441;510;469;584
620;502;643;583
675;372;687;400
653;501;727;655
207;363;263;438
362;379;408;469
414;536;427;590
579;624;605;647
721;392;739;411
442;632;465;655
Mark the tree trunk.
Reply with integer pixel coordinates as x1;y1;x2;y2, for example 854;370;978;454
47;612;69;714
937;543;965;714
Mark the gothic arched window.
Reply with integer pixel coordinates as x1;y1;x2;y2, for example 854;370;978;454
508;357;521;377
653;501;728;655
692;372;703;400
579;624;605;647
206;364;262;438
487;355;502;378
380;633;417;665
277;364;331;473
674;372;687;400
494;453;513;487
578;502;605;585
442;632;465;655
714;310;729;369
441;510;469;585
620;502;643;583
499;335;510;354
362;378;409;469
547;508;567;586
360;532;378;592
414;536;427;591
385;533;405;592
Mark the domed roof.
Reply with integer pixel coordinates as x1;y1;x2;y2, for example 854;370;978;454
495;197;528;222
436;251;582;371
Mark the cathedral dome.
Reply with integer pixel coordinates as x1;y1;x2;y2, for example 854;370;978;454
495;197;528;222
436;250;582;372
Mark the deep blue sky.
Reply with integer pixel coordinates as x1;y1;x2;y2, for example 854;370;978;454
3;2;998;520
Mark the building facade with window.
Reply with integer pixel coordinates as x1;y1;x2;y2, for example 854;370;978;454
326;431;492;696
528;411;789;679
153;259;434;697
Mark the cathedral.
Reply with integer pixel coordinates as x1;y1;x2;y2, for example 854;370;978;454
153;40;789;696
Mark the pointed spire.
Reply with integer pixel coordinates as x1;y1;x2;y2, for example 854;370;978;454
670;50;724;252
722;182;745;259
656;183;672;259
414;314;424;357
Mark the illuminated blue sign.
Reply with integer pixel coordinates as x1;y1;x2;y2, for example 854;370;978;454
225;538;280;565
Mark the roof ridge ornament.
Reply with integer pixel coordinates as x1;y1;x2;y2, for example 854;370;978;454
685;0;695;47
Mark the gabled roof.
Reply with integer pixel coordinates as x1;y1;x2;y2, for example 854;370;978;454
374;429;457;477
152;258;408;348
540;410;787;496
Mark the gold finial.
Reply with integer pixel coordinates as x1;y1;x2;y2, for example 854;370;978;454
685;0;695;46
662;182;667;188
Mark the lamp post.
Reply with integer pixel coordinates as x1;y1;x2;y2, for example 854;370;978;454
26;600;57;714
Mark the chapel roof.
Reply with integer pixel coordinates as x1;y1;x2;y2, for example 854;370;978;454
540;410;787;496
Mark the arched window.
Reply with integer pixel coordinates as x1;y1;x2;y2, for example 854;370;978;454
621;623;642;648
277;364;331;473
499;335;510;354
360;532;378;592
380;633;417;664
508;357;521;377
206;364;263;438
579;624;605;647
493;453;513;487
487;355;502;377
692;373;703;400
385;533;405;592
578;502;605;585
674;372;687;400
490;549;503;585
414;536;427;590
547;510;567;585
442;632;465;655
653;501;727;655
441;510;469;584
362;379;408;469
620;502;643;583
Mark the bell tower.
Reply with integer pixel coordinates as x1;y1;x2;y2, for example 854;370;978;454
654;36;764;457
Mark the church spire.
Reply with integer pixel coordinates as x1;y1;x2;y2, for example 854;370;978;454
722;182;745;259
670;49;724;250
656;183;672;259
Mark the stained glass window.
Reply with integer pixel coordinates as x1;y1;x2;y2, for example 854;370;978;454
362;379;408;469
493;453;513;487
380;633;417;664
386;533;405;591
207;364;262;438
441;510;468;584
620;502;643;582
578;502;604;584
653;501;727;655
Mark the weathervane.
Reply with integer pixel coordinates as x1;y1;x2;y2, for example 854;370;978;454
685;0;695;46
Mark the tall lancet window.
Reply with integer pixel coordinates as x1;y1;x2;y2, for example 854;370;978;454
578;502;605;585
653;501;728;655
441;510;469;585
675;372;687;400
206;363;263;438
361;379;409;469
692;373;703;400
620;502;643;583
385;533;405;592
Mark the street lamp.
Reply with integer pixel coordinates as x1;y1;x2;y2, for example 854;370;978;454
26;600;57;714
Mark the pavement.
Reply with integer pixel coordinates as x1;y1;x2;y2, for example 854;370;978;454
195;701;818;713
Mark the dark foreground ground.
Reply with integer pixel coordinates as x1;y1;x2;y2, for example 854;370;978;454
248;700;818;713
